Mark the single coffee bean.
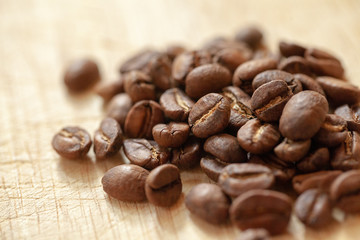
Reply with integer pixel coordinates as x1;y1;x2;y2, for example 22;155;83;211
279;41;306;57
165;44;186;61
252;44;278;60
251;80;293;122
293;73;325;96
316;76;360;106
292;170;342;194
124;100;164;139
185;183;231;225
278;56;311;75
159;88;195;122
202;38;251;56
331;131;360;170
94;118;123;159
188;93;231;138
296;147;330;173
185;64;232;99
106;93;132;129
123;71;156;103
237;119;280;154
152;122;190;148
294;189;333;228
64;59;101;92
334;104;360;132
236;229;270;240
119;49;160;73
213;47;252;72
279;91;329;140
123;139;171;170
147;54;173;91
274;138;311;162
314;114;348;147
171;136;202;169
252;70;299;93
200;155;228;182
234;26;263;49
52;126;92;159
204;133;247;163
230;189;293;235
305;48;344;79
145;164;182;207
330;170;360;213
102;164;149;202
218;163;275;197
233;58;277;94
95;76;124;102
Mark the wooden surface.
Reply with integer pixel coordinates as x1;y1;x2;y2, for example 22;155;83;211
1;0;360;239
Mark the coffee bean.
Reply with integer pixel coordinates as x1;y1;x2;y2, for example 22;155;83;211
314;114;348;147
252;44;278;61
188;93;231;138
171;136;202;169
185;183;231;225
147;54;174;91
124;100;164;139
213;47;252;72
279;91;328;140
119;49;160;73
305;48;344;79
278;56;311;75
274;138;311;162
94;118;123;159
159;88;195;122
123;71;156;103
279;41;306;57
52;126;92;159
296;147;330;173
236;229;270;240
102;164;149;202
334;104;360;132
165;45;186;61
234;26;263;49
95;76;124;102
123;139;170;170
252;70;298;93
331;131;360;170
294;189;333;228
293;74;325;96
106;93;132;129
237;119;280;154
230;189;292;235
292;170;342;194
64;59;101;92
185;64;232;99
152;122;190;148
330;170;360;213
317;76;360;106
218;163;275;197
202;38;249;56
145;164;182;207
200;155;228;182
251;80;293;122
204;133;247;163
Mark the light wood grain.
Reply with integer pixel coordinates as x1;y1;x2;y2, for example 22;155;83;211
1;0;360;239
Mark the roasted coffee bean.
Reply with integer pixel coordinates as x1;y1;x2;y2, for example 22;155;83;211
317;76;360;105
185;183;231;225
305;48;344;79
279;91;328;140
252;70;299;93
233;58;277;94
94;118;123;159
314;114;348;147
274;138;311;162
95;77;124;102
330;170;360;213
152;122;190;148
236;229;270;240
334;104;360;132
106;93;132;129
237;119;280;154
172;50;212;85
147;54;173;90
159;88;194;122
292;170;342;194
251;80;293;122
123;71;156;102
119;49;160;73
201;37;245;56
165;45;186;61
213;47;252;72
293;74;325;96
252;44;278;60
279;41;306;57
294;189;333;228
145;164;182;207
124;100;164;139
64;59;101;92
331;131;360;170
204;133;247;163
297;147;330;173
102;164;149;202
234;26;263;49
200;155;228;182
185;64;232;99
278;56;311;75
52;126;92;159
171;136;202;169
230;189;292;235
188;93;231;138
218;163;275;197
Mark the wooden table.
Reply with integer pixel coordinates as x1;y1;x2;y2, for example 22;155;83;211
1;0;360;239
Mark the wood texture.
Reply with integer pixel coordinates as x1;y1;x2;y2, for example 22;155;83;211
1;0;360;239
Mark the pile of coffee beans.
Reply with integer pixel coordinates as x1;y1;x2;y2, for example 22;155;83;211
52;26;360;238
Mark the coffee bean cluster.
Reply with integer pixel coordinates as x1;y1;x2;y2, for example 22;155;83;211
52;26;360;238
